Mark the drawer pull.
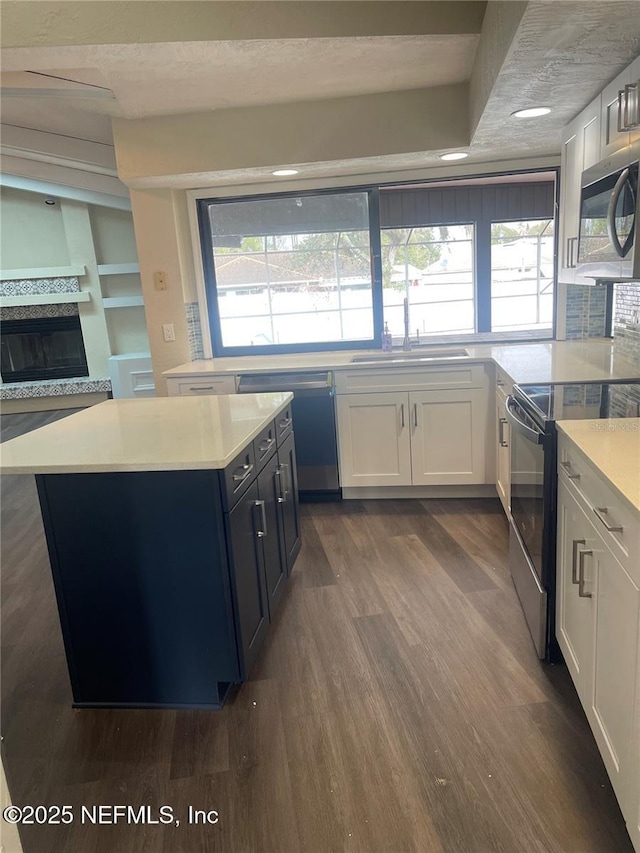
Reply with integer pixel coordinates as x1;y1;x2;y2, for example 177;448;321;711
189;385;214;392
572;538;585;584
560;460;580;480
400;404;405;428
232;462;254;483
258;437;275;453
278;416;292;430
254;500;267;538
578;549;593;598
593;506;623;533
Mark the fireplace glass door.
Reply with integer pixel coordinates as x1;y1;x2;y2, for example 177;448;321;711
1;316;89;383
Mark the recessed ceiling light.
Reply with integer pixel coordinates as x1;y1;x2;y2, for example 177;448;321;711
272;169;299;176
511;107;551;119
440;152;469;161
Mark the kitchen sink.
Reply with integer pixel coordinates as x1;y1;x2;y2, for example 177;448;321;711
351;349;469;364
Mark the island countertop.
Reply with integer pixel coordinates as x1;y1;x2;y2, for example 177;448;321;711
0;393;293;474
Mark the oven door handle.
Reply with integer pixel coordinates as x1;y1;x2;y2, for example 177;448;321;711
505;397;544;445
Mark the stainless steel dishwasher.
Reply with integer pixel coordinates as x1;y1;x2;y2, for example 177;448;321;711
237;372;340;501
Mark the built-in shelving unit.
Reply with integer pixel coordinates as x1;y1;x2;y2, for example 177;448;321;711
102;295;145;309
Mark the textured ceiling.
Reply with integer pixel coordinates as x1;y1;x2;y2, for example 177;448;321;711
1;1;640;186
2;35;480;118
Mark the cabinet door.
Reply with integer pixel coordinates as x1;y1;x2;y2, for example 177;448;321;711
227;481;269;678
277;431;301;575
257;453;287;617
336;392;411;487
410;388;487;485
556;479;597;701
559;98;601;286
601;64;633;158
587;544;640;806
495;390;510;514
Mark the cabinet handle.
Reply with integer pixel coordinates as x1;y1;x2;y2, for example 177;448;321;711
571;538;585;584
618;88;627;132
496;379;505;387
278;416;292;430
413;403;418;428
578;549;593;598
567;236;578;269
560;460;580;480
189;385;214;392
232;462;254;483
400;404;405;428
275;465;287;504
254;500;267;538
593;506;623;533
258;437;275;454
499;417;508;448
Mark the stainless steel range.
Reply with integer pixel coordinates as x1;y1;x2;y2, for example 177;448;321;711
505;380;640;661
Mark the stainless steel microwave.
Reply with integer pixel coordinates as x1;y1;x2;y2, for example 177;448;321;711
577;140;639;281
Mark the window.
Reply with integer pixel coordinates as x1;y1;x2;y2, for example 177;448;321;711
491;219;554;332
382;225;475;338
198;191;380;354
198;174;556;355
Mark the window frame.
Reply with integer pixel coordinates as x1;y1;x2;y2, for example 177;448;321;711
192;169;559;357
196;186;384;357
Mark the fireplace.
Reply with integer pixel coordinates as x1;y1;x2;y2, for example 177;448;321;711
0;315;89;383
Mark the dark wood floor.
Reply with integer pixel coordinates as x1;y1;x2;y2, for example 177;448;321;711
1;410;632;853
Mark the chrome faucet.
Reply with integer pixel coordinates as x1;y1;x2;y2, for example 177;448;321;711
402;298;420;350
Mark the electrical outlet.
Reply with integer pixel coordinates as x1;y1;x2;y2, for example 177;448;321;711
154;271;168;291
162;323;176;342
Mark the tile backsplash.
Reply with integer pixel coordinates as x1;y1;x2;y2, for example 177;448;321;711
564;283;608;339
613;282;640;370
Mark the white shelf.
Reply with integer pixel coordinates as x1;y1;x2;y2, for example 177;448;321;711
0;264;86;281
97;263;140;276
0;291;91;308
103;296;145;309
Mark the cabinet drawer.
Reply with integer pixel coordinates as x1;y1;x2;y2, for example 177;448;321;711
335;364;485;394
222;443;257;511
275;403;293;446
559;438;640;585
167;375;236;396
254;419;277;471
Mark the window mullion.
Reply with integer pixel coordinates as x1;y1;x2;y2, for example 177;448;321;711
475;219;492;333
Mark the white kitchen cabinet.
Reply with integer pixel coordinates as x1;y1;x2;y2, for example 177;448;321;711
336;386;488;488
556;477;597;702
166;375;237;395
336;392;412;487
558;96;601;285
600;56;640;159
495;386;510;514
556;438;640;847
410;388;486;486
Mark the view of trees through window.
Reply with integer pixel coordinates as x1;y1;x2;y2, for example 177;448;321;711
200;180;556;353
490;219;554;332
381;225;475;337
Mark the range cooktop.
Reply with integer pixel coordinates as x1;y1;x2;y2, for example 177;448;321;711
514;380;640;428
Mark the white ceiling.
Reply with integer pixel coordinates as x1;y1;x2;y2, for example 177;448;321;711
1;1;640;186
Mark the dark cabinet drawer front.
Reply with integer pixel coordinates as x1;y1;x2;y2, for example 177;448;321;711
223;444;256;510
254;420;277;471
276;405;293;446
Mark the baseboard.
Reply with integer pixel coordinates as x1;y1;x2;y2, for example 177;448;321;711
341;484;498;500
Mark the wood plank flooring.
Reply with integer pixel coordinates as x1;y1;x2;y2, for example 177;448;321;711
1;410;632;852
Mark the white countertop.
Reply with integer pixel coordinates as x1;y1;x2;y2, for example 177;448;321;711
556;419;640;513
0;393;292;474
163;339;639;386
